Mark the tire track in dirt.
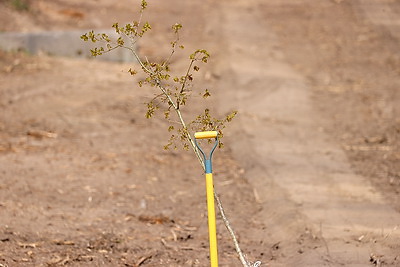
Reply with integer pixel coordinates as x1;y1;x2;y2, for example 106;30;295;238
209;0;400;265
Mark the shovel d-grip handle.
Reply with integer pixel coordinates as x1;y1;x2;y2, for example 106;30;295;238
194;131;219;174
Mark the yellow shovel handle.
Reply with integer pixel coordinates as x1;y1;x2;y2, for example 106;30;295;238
206;173;218;267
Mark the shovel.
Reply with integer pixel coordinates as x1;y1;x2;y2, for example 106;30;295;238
194;131;219;267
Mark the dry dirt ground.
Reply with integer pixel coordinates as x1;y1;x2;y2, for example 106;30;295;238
0;0;399;266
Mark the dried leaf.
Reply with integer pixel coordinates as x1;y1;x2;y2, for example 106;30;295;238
138;215;171;224
27;130;57;139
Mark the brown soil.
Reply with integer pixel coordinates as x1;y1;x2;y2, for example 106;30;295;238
0;0;399;266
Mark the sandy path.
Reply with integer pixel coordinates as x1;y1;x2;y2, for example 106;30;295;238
208;0;400;265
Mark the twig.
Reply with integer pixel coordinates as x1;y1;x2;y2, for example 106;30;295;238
135;254;152;266
161;238;178;251
215;191;250;267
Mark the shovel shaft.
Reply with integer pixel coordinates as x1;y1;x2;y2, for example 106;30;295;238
206;173;218;267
